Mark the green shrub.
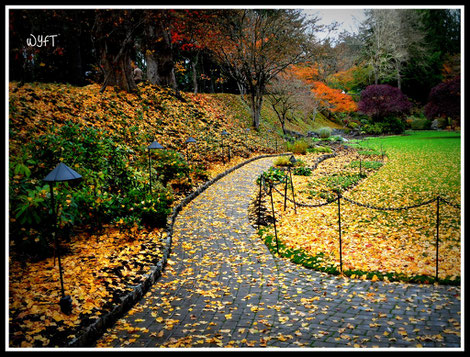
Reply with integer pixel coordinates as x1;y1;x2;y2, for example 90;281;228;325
273;156;292;167
152;149;190;185
286;140;308;155
363;122;384;135
317;127;332;138
9;121;175;258
349;121;359;130
307;146;333;154
293;166;312;176
408;116;431;130
257;167;286;185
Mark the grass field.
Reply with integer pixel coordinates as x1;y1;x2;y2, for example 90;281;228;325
263;130;462;284
349;130;461;204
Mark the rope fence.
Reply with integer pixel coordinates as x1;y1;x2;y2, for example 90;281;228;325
257;165;461;283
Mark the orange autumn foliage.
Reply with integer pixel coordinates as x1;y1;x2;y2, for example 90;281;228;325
311;81;358;113
288;63;357;113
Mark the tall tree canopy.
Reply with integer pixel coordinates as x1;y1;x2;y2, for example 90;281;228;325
92;9;144;92
9;7;461;119
198;9;317;130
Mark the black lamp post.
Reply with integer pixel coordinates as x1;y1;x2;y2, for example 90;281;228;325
221;130;229;163
185;137;197;163
148;140;164;194
43;162;82;314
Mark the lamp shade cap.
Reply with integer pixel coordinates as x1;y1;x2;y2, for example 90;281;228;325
43;162;82;182
186;137;197;143
148;141;164;149
221;130;229;135
289;155;297;163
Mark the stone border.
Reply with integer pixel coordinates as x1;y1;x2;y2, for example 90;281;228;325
67;152;289;347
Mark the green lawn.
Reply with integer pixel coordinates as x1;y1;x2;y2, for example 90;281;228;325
262;130;461;283
348;130;461;204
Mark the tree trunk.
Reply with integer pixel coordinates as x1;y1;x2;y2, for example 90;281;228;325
250;87;263;130
100;52;136;92
93;10;139;93
373;61;379;85
396;60;402;90
146;51;159;84
143;14;177;89
192;51;199;94
271;103;287;135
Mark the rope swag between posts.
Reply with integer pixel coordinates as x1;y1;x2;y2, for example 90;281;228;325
256;169;461;283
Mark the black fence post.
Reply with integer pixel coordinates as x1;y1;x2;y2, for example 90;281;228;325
283;169;289;211
289;168;297;214
269;181;279;254
337;192;343;273
257;176;263;229
435;196;440;282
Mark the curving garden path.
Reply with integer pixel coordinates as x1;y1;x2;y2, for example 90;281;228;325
95;156;461;349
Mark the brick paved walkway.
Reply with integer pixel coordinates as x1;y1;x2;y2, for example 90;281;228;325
96;157;461;349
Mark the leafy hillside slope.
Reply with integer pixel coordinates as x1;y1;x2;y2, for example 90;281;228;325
8;81;341;257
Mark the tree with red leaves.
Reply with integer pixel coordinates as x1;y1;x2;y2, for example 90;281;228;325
424;76;460;125
358;84;412;122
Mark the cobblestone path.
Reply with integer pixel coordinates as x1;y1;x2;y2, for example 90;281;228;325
96;157;461;349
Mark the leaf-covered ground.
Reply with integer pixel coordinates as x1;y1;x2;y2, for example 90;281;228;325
94;156;460;349
9;82;277;163
9;226;166;347
265;132;461;283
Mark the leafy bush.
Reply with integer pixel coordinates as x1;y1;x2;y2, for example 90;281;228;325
273;156;292;167
358;84;412;122
424;76;460;124
152;149;190;186
410;117;432;130
307;146;333;154
362;122;384;135
9;122;174;258
286;140;308;155
317;127;332;139
431;117;449;130
349;121;359;130
257;167;286;185
362;116;405;135
293;166;312;176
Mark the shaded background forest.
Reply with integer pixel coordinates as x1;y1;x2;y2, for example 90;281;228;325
9;8;460;109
